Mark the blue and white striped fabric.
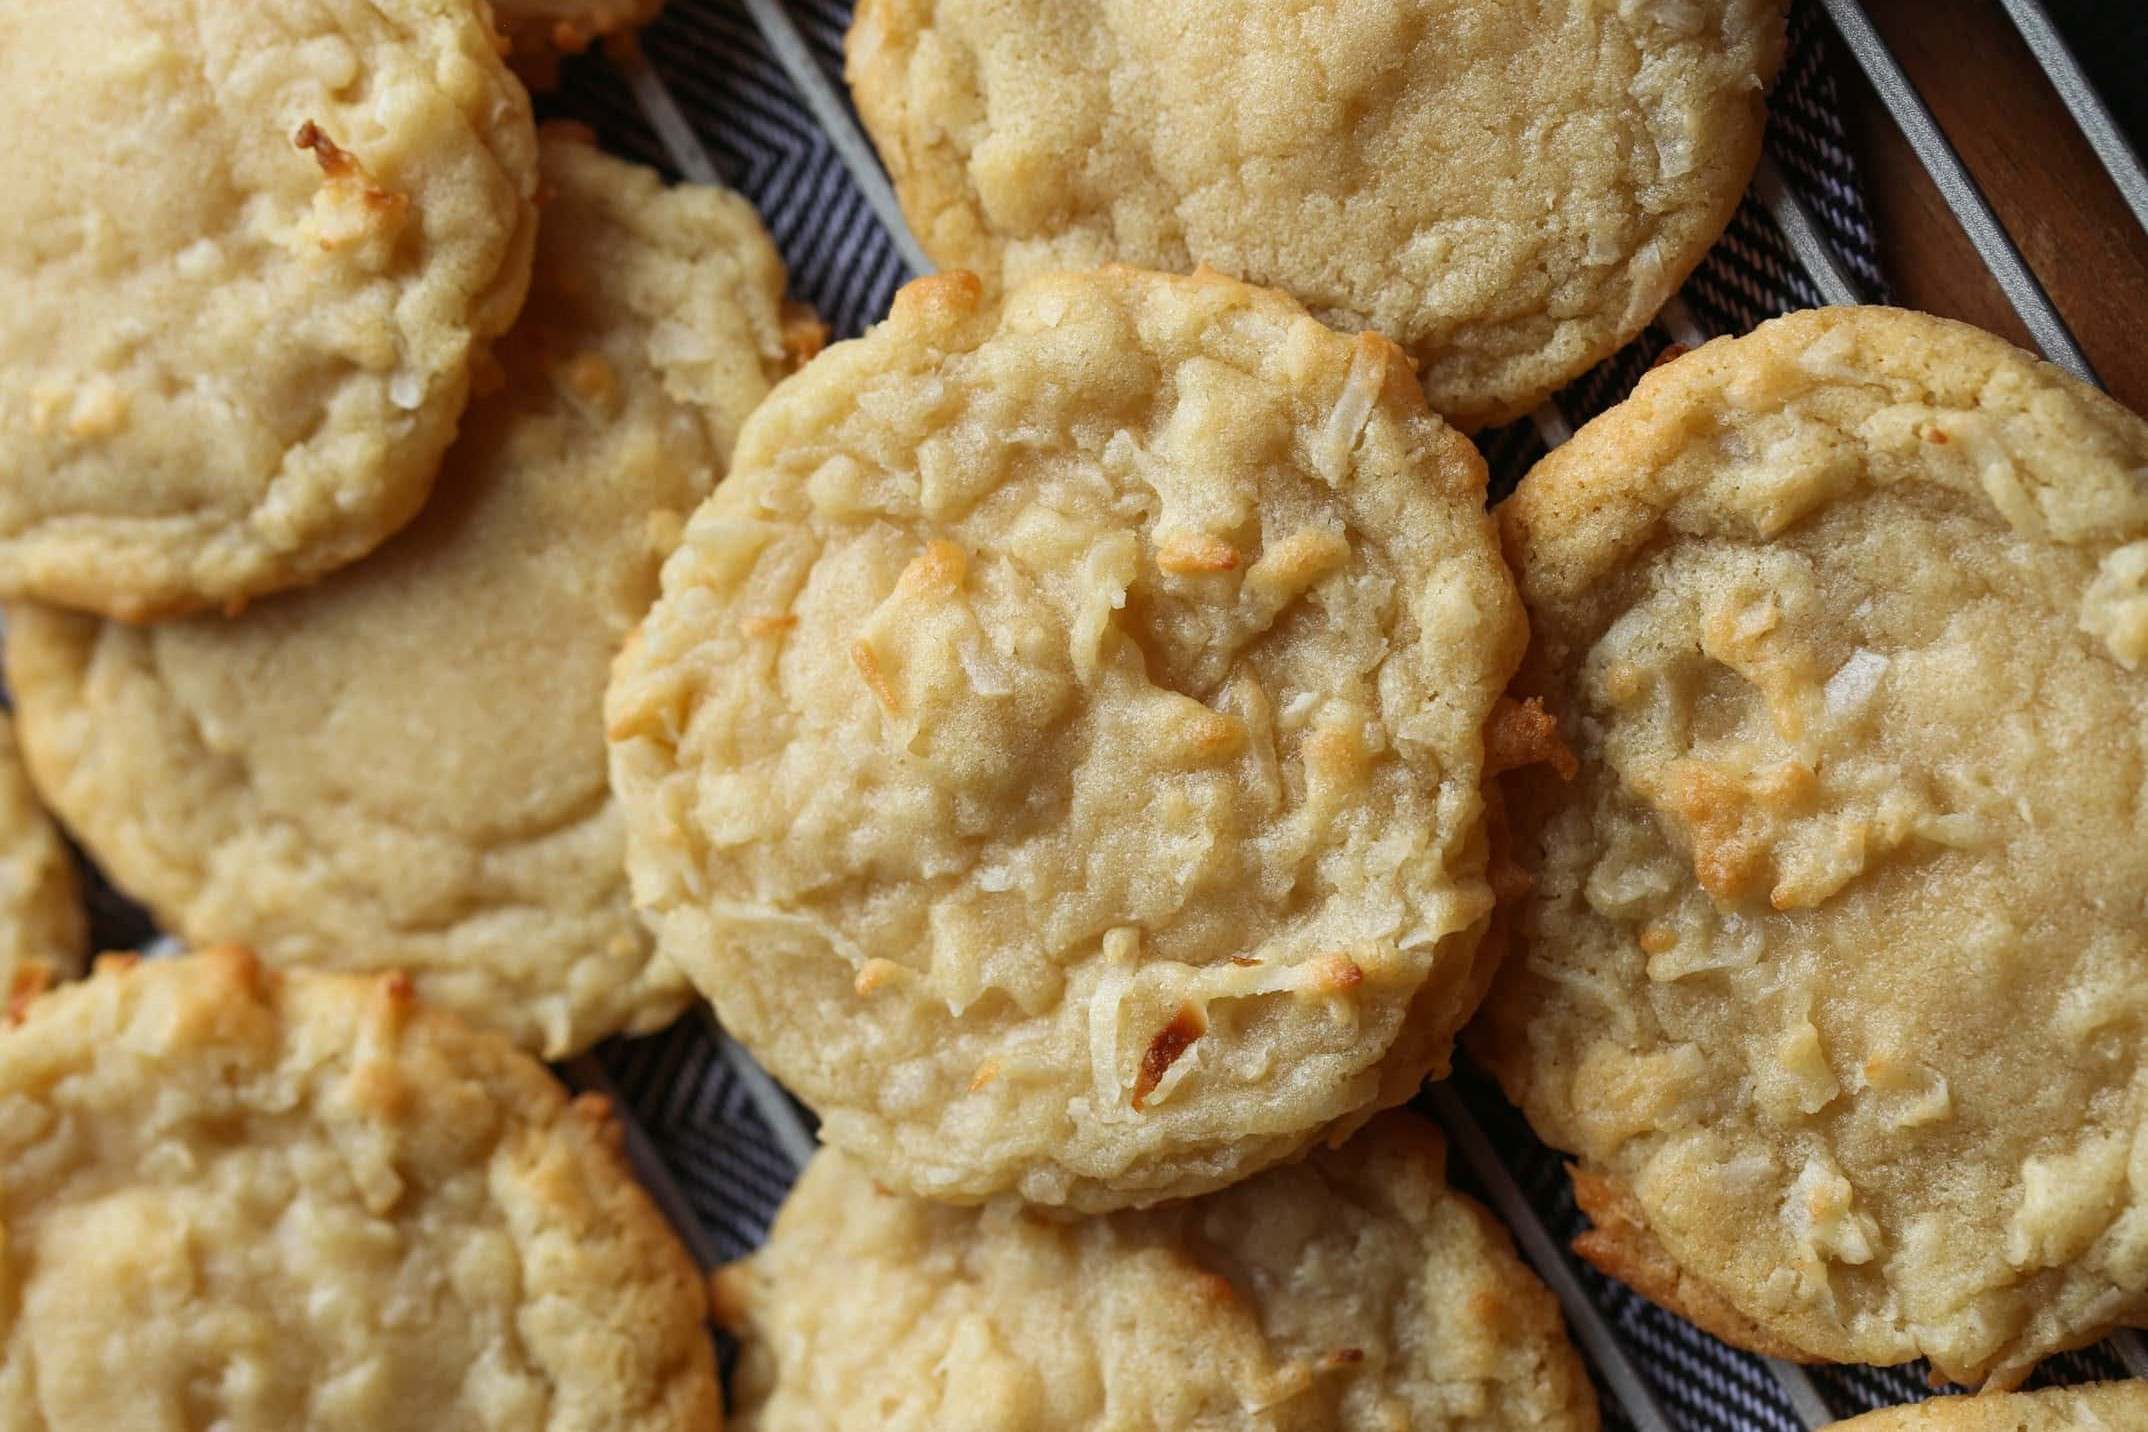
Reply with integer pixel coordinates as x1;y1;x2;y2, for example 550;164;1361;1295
69;1;2144;1426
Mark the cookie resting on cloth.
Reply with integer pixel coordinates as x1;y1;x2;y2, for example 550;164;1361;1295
0;0;540;620
0;712;86;1004
1831;1383;2148;1430
0;948;718;1431
845;0;1784;429
1479;307;2148;1386
715;1114;1597;1432
491;0;667;88
607;264;1526;1210
6;131;808;1058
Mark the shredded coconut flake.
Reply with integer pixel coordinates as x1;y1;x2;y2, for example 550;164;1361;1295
1086;928;1144;1113
1824;648;1889;719
1313;342;1382;484
957;634;1014;696
1140;1035;1201;1109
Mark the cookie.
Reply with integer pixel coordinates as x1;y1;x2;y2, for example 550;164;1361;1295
0;711;86;1003
1480;307;2148;1385
608;265;1525;1209
715;1114;1597;1432
493;0;666;88
845;0;1784;430
0;0;539;620
0;946;718;1431
1832;1384;2148;1431
6;131;807;1057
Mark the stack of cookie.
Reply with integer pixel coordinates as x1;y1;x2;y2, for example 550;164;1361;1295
0;0;2143;1429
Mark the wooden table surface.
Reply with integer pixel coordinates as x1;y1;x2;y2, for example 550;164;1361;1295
1841;0;2148;414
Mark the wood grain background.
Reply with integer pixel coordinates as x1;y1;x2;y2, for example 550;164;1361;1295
1845;1;2148;412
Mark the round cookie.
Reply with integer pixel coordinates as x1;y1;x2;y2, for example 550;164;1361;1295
0;0;540;620
715;1114;1598;1432
0;711;86;1002
493;0;666;88
0;946;718;1431
6;132;807;1057
1480;307;2148;1386
845;0;1785;430
1832;1384;2148;1431
607;265;1525;1210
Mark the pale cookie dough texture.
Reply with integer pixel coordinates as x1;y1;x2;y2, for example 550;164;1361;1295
6;133;805;1058
492;0;667;88
846;0;1785;430
1480;307;2148;1386
716;1115;1598;1432
0;0;539;620
0;948;719;1432
0;713;86;1002
1832;1384;2148;1432
608;266;1526;1210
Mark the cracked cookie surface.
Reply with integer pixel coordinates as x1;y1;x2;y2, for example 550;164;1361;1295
1480;307;2148;1386
846;0;1784;429
0;948;717;1431
717;1114;1596;1432
0;0;540;619
6;133;805;1057
607;266;1523;1210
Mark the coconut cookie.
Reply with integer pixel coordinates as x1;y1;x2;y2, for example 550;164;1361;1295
1833;1384;2148;1431
493;0;666;88
0;947;719;1431
0;0;539;620
0;712;86;1003
6;132;807;1057
846;0;1784;430
716;1115;1597;1432
1479;307;2148;1386
608;266;1525;1210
